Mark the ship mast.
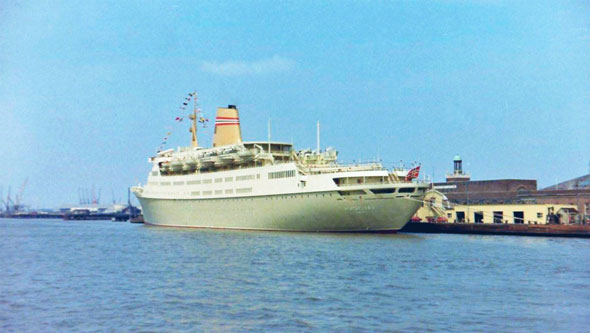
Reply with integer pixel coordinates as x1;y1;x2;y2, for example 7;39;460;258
189;91;198;147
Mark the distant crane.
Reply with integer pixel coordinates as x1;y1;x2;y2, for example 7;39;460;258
0;186;5;212
5;186;13;213
77;186;102;205
1;186;15;213
13;178;28;212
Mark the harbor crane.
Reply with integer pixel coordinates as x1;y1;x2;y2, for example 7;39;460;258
0;179;28;213
1;186;14;213
13;178;28;212
0;186;6;212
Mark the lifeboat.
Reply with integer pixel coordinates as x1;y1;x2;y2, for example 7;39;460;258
200;156;217;168
159;162;171;174
214;156;230;167
170;160;183;172
220;152;242;164
184;159;198;171
237;149;255;162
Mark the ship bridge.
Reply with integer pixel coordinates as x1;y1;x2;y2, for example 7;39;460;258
243;141;293;162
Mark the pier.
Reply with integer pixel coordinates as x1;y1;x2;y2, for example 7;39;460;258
401;221;590;238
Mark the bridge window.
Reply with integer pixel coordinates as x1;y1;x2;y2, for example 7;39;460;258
370;188;396;194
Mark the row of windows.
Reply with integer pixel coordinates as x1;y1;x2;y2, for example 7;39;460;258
157;174;260;186
451;211;544;224
236;174;255;181
187;188;252;196
155;191;335;200
268;170;296;180
267;193;334;200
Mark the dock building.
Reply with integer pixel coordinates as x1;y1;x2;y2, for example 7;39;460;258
415;189;578;224
415;156;590;224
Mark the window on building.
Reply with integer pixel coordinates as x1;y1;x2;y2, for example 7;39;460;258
513;211;524;224
493;211;503;224
456;211;465;223
474;212;484;223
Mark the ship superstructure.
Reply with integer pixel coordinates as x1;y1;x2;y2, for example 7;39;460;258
132;93;428;231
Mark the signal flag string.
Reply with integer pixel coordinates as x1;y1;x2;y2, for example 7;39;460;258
157;92;210;153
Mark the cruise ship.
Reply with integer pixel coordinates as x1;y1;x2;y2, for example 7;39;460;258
131;93;428;232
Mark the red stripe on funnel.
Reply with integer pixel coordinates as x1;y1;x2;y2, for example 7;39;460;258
215;123;240;126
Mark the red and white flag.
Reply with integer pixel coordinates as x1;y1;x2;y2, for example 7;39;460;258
405;165;421;181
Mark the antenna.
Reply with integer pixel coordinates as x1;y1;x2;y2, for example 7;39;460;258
267;118;271;153
316;121;320;153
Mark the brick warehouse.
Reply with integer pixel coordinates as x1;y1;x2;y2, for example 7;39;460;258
434;156;590;216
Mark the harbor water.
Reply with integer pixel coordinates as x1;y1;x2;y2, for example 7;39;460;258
1;218;589;331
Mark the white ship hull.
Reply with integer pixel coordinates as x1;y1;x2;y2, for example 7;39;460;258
137;191;423;232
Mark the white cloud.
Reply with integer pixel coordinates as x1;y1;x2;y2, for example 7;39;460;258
200;55;295;76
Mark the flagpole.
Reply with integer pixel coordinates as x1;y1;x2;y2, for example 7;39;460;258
267;118;271;153
316;121;320;153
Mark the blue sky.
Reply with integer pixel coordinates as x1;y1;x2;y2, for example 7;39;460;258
1;0;589;208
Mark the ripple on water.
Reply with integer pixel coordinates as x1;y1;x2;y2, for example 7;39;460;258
1;219;590;331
